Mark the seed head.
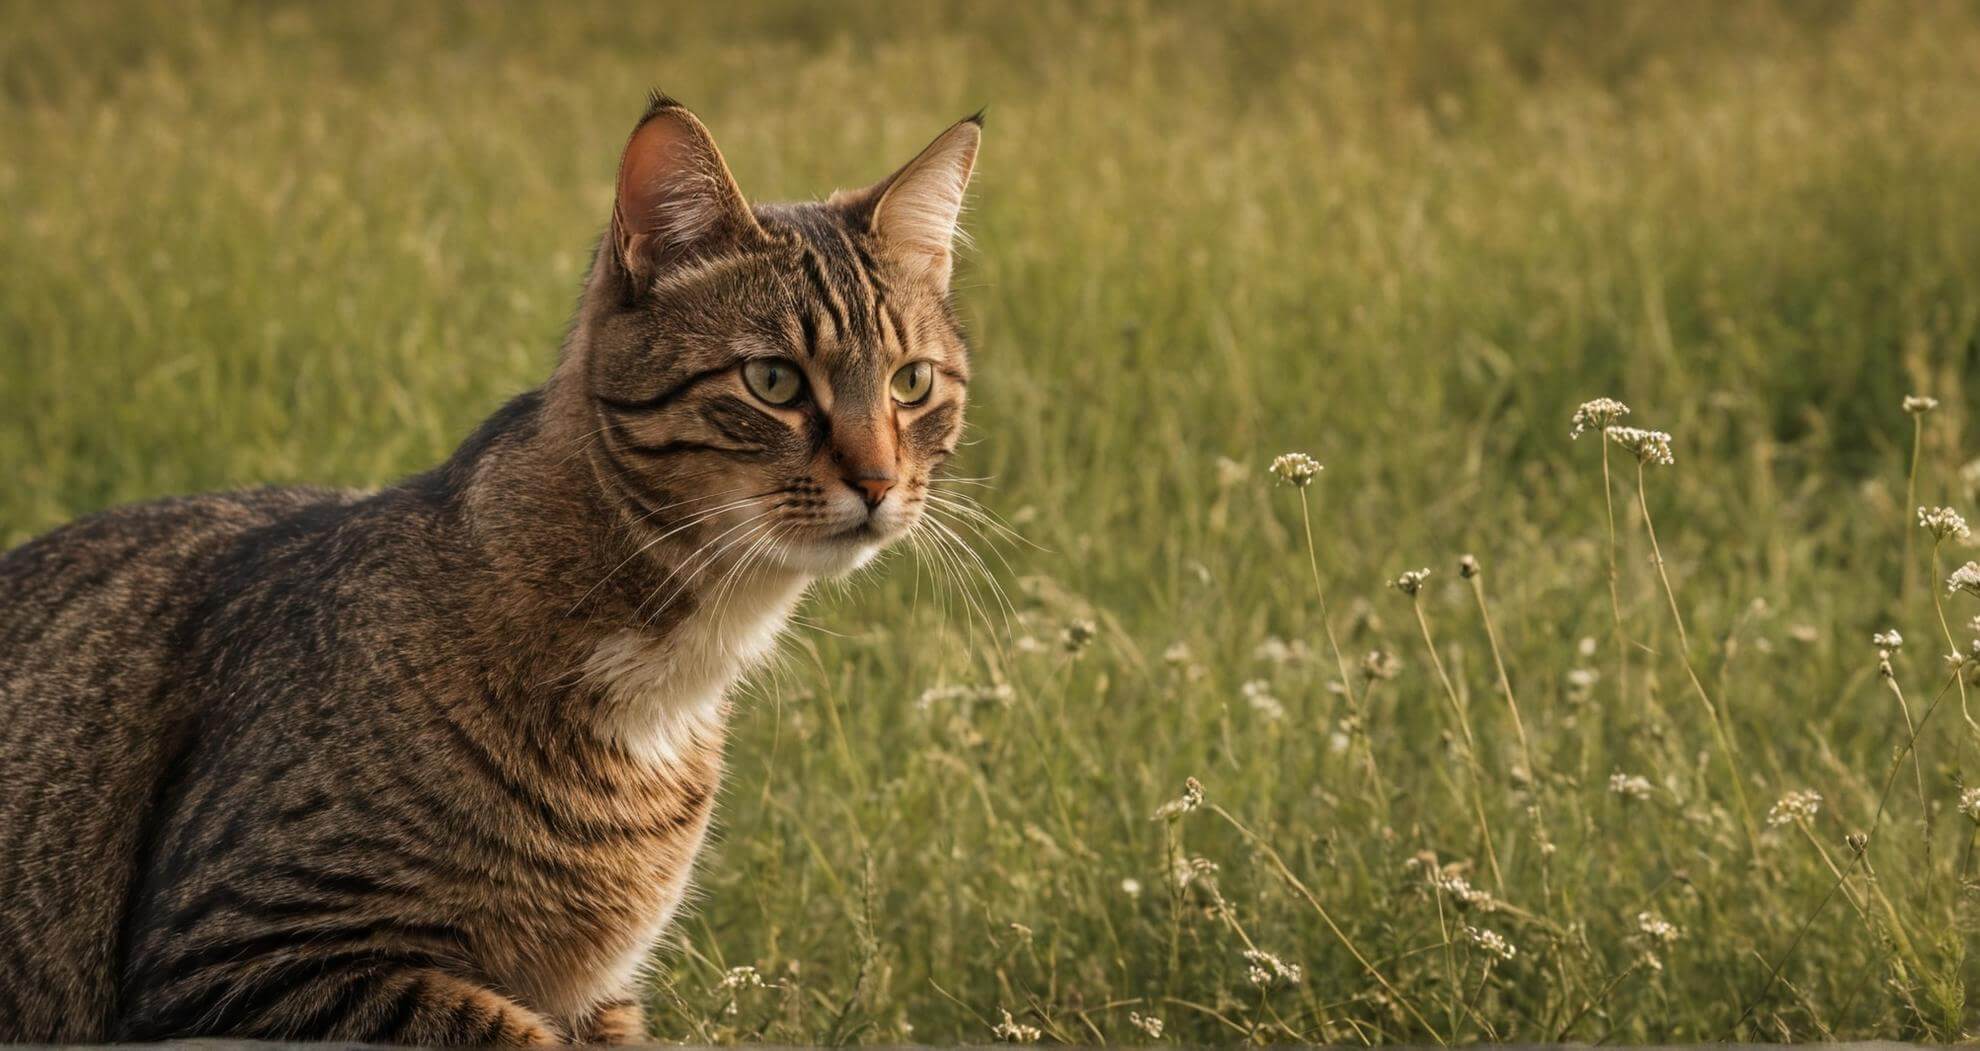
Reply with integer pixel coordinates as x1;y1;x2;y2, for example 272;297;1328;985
1464;926;1517;962
1458;554;1480;579
1960;787;1980;825
1608;771;1654;801
1636;911;1681;945
1903;394;1940;415
1128;1013;1164;1039
717;965;766;991
1845;831;1869;855
1154;777;1205;820
1389;568;1433;597
1269;452;1322;488
1872;629;1903;651
1241;948;1305;986
1361;649;1402;682
1918;506;1971;543
1605;426;1675;466
1060;618;1097;653
1766;789;1823;827
1949;562;1980;598
1241;679;1286;721
993;1009;1042;1044
1431;872;1497;912
1571;398;1632;439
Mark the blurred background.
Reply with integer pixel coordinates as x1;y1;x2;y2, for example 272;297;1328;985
5;1;1980;1042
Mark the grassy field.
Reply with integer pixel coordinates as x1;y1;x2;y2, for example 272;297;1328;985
7;0;1980;1042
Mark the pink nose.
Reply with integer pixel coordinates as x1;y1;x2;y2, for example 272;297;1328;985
850;476;895;508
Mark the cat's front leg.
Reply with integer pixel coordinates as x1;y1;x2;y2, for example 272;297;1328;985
574;997;649;1045
122;964;562;1046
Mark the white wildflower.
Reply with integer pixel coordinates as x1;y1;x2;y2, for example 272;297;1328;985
1465;925;1517;962
1958;787;1980;825
1242;948;1304;986
1172;855;1217;888
1872;629;1903;651
1431;872;1497;912
1637;911;1682;945
1214;455;1248;487
1162;641;1193;666
1608;771;1654;801
1241;679;1286;720
1269;452;1322;488
1919;506;1971;543
1389;568;1433;597
1121;877;1143;897
1571;397;1631;439
1154;777;1205;820
717;965;765;991
1128;1011;1163;1039
1949;561;1980;598
993;1009;1042;1044
1903;394;1940;415
1060;618;1097;653
1360;648;1401;682
915;683;1015;711
1766;789;1823;827
1606;426;1675;466
1253;635;1312;665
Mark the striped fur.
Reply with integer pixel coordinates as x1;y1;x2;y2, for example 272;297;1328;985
0;95;979;1043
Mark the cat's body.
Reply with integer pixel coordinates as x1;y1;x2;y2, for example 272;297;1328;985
0;97;980;1043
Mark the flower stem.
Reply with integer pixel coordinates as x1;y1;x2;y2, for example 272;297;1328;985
1298;490;1359;711
1929;544;1977;742
1466;571;1536;779
1410;599;1505;890
1208;803;1445;1044
1600;440;1631;710
1881;669;1933;867
1633;461;1760;855
1903;414;1923;599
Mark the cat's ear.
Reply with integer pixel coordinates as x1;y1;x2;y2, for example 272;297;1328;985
837;114;981;291
609;95;765;296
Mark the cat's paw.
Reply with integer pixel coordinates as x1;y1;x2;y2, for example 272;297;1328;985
576;998;648;1045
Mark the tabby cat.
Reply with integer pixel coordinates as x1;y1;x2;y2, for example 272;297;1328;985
0;95;980;1044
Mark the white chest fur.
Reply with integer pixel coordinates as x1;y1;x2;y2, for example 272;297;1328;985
582;572;806;764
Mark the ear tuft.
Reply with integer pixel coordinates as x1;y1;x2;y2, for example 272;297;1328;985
610;96;762;296
848;117;981;290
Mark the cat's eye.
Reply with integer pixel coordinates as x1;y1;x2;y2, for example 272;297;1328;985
890;361;935;406
742;358;804;406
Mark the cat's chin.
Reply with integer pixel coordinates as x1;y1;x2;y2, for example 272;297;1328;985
768;531;887;579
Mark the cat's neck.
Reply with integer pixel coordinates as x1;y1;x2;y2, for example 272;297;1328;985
418;388;809;761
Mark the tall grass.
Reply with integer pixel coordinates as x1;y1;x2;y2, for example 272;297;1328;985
5;0;1980;1041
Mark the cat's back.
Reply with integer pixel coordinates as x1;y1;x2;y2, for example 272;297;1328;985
0;485;357;1042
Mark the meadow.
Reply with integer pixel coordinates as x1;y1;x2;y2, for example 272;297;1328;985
6;0;1980;1042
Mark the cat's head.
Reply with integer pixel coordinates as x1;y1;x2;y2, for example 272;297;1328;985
570;95;979;580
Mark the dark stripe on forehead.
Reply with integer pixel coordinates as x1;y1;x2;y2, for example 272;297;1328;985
796;309;819;360
788;208;881;336
797;248;846;336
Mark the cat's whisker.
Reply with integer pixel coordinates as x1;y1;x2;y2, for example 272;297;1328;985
566;489;770;617
920;509;1019;635
908;517;998;652
923;490;1039;554
636;509;783;630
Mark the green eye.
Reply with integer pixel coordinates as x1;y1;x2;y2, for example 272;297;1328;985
890;361;934;405
743;359;804;406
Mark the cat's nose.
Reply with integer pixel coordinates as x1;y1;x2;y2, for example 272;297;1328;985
847;474;895;509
